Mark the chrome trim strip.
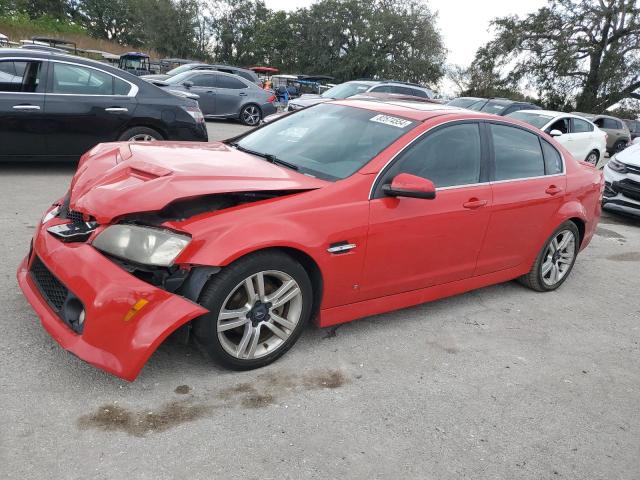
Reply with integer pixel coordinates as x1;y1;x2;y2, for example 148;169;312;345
0;56;138;97
327;243;356;253
368;118;567;199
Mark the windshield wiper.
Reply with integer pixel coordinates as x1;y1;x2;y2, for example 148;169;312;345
230;143;299;171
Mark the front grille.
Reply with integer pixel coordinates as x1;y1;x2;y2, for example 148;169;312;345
617;179;640;201
66;210;85;224
627;164;640;176
29;256;68;312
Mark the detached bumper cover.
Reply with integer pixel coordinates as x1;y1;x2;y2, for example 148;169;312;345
17;223;208;381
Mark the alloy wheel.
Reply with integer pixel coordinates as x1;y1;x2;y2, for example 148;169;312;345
242;106;260;126
217;270;303;360
586;152;598;165
541;229;576;286
128;134;156;141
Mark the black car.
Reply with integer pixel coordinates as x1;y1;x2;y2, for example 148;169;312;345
0;49;208;162
447;97;541;116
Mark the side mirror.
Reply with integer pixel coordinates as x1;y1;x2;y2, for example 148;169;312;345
549;129;563;137
183;80;194;89
382;173;436;200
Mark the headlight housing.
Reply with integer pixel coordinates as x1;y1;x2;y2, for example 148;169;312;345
92;225;191;267
607;159;628;173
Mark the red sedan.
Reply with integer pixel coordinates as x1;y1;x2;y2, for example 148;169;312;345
17;100;603;380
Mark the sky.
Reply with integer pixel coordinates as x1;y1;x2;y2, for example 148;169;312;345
263;0;547;74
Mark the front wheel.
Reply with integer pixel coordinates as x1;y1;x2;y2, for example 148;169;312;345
240;104;262;126
613;140;627;153
519;221;580;292
192;251;313;370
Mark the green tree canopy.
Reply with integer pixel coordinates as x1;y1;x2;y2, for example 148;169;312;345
469;0;640;112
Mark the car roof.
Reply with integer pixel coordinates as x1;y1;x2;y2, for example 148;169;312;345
516;109;592;120
571;111;623;121
332;98;468;121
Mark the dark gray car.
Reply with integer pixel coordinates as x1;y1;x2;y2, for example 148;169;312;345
161;70;276;125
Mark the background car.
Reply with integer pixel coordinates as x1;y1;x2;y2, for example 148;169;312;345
508;110;607;166
142;63;260;84
161;70;276;125
0;49;207;161
572;112;631;154
602;142;640;216
623;118;640;141
448;96;541;116
285;80;434;111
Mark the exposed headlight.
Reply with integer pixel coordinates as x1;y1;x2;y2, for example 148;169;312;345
92;225;191;267
607;159;628;173
42;205;60;224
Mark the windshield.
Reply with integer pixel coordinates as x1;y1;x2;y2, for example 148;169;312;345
447;97;482;108
507;111;553;129
235;104;417;180
321;82;371;99
166;64;200;76
480;100;510;114
165;71;195;85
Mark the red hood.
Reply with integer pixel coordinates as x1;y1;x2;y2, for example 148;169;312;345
69;141;328;223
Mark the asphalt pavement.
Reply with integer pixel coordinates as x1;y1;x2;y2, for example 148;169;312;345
1;121;639;479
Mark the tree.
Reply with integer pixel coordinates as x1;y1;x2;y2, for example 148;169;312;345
75;0;144;45
471;0;640;112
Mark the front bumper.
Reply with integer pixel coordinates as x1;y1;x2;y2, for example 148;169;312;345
602;165;640;216
17;221;208;381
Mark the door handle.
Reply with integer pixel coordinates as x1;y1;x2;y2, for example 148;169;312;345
463;199;488;209
206;90;215;94
545;185;563;195
105;107;128;113
239;92;248;96
12;105;40;110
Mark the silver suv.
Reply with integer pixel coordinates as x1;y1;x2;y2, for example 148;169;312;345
287;80;434;111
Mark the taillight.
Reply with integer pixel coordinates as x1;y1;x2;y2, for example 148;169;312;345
182;105;205;124
267;95;276;103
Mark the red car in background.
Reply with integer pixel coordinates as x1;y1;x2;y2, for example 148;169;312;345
17;100;603;380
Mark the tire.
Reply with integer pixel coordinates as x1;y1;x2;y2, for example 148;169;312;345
192;251;313;370
118;126;163;142
613;140;627;153
518;221;580;292
239;104;262;126
585;150;599;166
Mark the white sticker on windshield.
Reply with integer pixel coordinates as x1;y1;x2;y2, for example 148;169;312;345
369;114;412;129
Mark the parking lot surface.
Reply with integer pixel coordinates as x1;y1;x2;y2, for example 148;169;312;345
1;121;639;479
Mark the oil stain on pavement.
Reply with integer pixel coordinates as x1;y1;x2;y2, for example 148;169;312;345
595;227;625;239
77;368;349;436
606;252;640;262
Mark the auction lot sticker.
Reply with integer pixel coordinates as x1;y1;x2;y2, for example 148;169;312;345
369;114;413;128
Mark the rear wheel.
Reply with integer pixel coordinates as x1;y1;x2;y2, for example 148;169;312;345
240;104;262;126
118;126;163;142
192;251;313;370
519;221;580;292
586;150;599;166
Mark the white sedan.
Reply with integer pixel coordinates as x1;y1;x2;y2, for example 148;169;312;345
507;110;607;167
602;142;640;216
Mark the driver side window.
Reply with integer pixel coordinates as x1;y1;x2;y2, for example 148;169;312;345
547;118;569;134
382;123;482;189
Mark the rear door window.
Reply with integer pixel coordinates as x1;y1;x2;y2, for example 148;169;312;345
572;118;593;133
217;76;247;89
491;124;545;180
51;63;115;95
0;60;43;92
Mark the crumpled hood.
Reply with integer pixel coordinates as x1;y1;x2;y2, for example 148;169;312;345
69;141;328;223
615;142;640;167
